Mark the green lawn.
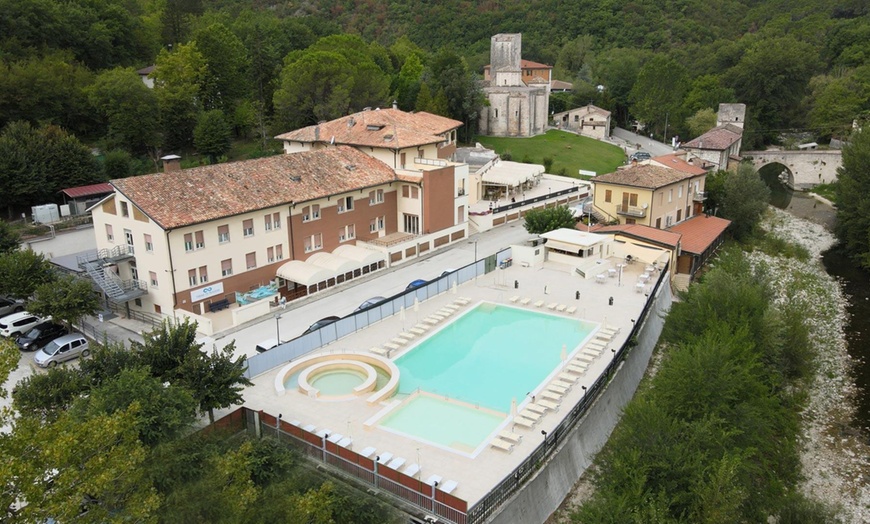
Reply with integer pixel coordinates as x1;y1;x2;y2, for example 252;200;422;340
474;130;626;179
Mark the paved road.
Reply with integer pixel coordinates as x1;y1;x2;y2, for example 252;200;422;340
611;127;676;158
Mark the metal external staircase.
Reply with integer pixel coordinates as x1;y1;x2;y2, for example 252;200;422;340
77;246;147;303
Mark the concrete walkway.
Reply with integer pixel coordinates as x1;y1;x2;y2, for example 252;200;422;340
611;127;675;157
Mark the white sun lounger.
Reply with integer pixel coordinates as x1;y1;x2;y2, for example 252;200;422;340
533;300;544;308
577;354;595;364
498;430;523;443
404;463;421;477
440;480;458;494
518;409;542;422
537;399;559;411
425;474;442;486
566;306;577;314
491;438;513;453
520;297;531;305
398;331;416;340
595;332;615;341
327;433;343;444
553;379;573;389
423;317;440;326
600;326;620;335
337;437;352;448
360;446;376;458
302;424;316;433
383;342;400;351
567;365;587;375
546;384;568;395
376;452;393;464
541;390;563;402
437;309;454;316
513;416;537;428
525;403;548;414
546;302;557;310
582;348;601;357
316;428;332;438
557;372;578;383
509;296;520;303
410;327;427;336
556;304;567;312
390;337;408;346
369;347;388;356
387;456;406;470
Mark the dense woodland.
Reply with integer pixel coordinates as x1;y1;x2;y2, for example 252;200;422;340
0;0;868;215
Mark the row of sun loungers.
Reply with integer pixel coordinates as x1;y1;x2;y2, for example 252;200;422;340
509;296;577;315
362;447;458;492
369;299;472;358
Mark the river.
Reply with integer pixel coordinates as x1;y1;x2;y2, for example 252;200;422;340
762;171;870;432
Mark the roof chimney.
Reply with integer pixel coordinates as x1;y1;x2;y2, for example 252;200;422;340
314;125;320;141
392;100;398;110
161;155;181;173
348;117;355;128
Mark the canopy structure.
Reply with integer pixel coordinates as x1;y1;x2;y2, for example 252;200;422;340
333;244;385;266
306;252;358;274
276;260;334;286
481;161;544;188
617;241;669;265
540;229;608;251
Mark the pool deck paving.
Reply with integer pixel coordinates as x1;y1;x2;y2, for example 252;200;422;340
242;257;658;506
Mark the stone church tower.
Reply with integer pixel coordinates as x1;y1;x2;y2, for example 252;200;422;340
478;33;550;137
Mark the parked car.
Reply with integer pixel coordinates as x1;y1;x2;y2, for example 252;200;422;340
406;279;428;290
0;296;24;318
33;333;89;368
354;296;386;312
302;316;341;335
0;311;44;338
255;338;280;353
16;321;68;351
628;151;651;163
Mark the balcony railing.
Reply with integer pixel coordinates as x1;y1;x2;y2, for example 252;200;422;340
693;191;708;202
616;204;647;217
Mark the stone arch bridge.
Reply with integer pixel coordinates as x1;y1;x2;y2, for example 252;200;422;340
741;150;842;190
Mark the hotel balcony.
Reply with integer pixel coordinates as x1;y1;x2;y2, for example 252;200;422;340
616;204;647;218
693;191;708;202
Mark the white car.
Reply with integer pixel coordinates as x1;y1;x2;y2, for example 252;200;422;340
0;311;44;338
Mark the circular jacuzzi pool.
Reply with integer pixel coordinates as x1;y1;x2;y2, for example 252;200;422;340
275;353;400;403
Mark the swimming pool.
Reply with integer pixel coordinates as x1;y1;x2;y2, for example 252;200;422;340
378;303;594;453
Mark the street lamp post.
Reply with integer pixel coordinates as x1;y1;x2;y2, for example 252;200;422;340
275;313;282;343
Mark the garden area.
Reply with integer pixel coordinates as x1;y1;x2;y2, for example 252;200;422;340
474;130;626;179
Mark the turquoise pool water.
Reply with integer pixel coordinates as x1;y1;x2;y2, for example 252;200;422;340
379;394;505;453
310;369;365;396
394;303;593;413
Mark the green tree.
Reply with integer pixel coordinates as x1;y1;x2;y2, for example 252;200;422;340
685;108;718;139
12;366;88;422
835;129;870;269
717;163;770;240
153;42;207;151
523;206;577;234
629;54;689;138
426;47;483;141
554;35;596;81
807;66;870;141
102;149;134;179
394;53;424;110
0;221;20;254
415;82;434;113
194;109;232;162
593;48;646;126
682;74;735;115
27;274;101;331
181;340;251;423
0;249;55;299
273;51;355;130
193;23;249;112
87;67;160;154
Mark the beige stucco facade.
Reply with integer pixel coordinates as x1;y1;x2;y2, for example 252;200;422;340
592;176;706;229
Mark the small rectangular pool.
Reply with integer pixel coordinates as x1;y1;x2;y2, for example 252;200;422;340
379;302;594;453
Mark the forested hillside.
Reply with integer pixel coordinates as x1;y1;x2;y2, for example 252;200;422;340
0;0;868;212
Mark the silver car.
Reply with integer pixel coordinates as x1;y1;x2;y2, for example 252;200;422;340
34;333;90;368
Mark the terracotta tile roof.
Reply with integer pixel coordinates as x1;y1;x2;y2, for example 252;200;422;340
111;146;397;230
588;223;681;248
484;59;553;71
650;153;707;175
137;65;155;75
275;108;462;150
551;79;574;90
592;164;701;190
554;104;611;119
667;215;731;254
682;124;742;150
60;182;114;198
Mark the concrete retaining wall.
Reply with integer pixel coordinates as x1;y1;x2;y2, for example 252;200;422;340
487;276;672;524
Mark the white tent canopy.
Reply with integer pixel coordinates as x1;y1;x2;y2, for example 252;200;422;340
333;244;385;266
481;160;544;187
541;228;608;250
616;241;669;265
306;252;358;274
276;260;334;286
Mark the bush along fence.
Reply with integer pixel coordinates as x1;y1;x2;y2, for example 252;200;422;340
215;263;670;524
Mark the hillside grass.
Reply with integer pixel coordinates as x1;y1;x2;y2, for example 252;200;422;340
474;130;626;179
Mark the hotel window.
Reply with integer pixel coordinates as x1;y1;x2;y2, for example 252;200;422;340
246;252;256;270
369;189;384;205
243;219;254;237
149;271;158;287
339;224;355;242
411;186;419;199
144;234;153;252
184;233;194;252
402;185;410;198
264;214;273;231
120;201;129;217
105;224;114;242
273;212;281;229
218;225;230;243
221;259;233;277
188;269;197;287
403;214;419;234
678;185;683;198
275;244;283;260
337;196;353;213
199;265;208;283
669;189;673;203
302;204;320;222
303;233;322;253
267;246;274;263
195;230;204;249
604;190;612;203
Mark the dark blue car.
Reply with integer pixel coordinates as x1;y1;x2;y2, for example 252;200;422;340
406;279;428;290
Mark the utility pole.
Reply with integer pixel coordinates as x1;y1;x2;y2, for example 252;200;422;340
663;112;669;144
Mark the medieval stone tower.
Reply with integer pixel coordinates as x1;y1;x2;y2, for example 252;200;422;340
478;33;550;137
716;103;746;129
